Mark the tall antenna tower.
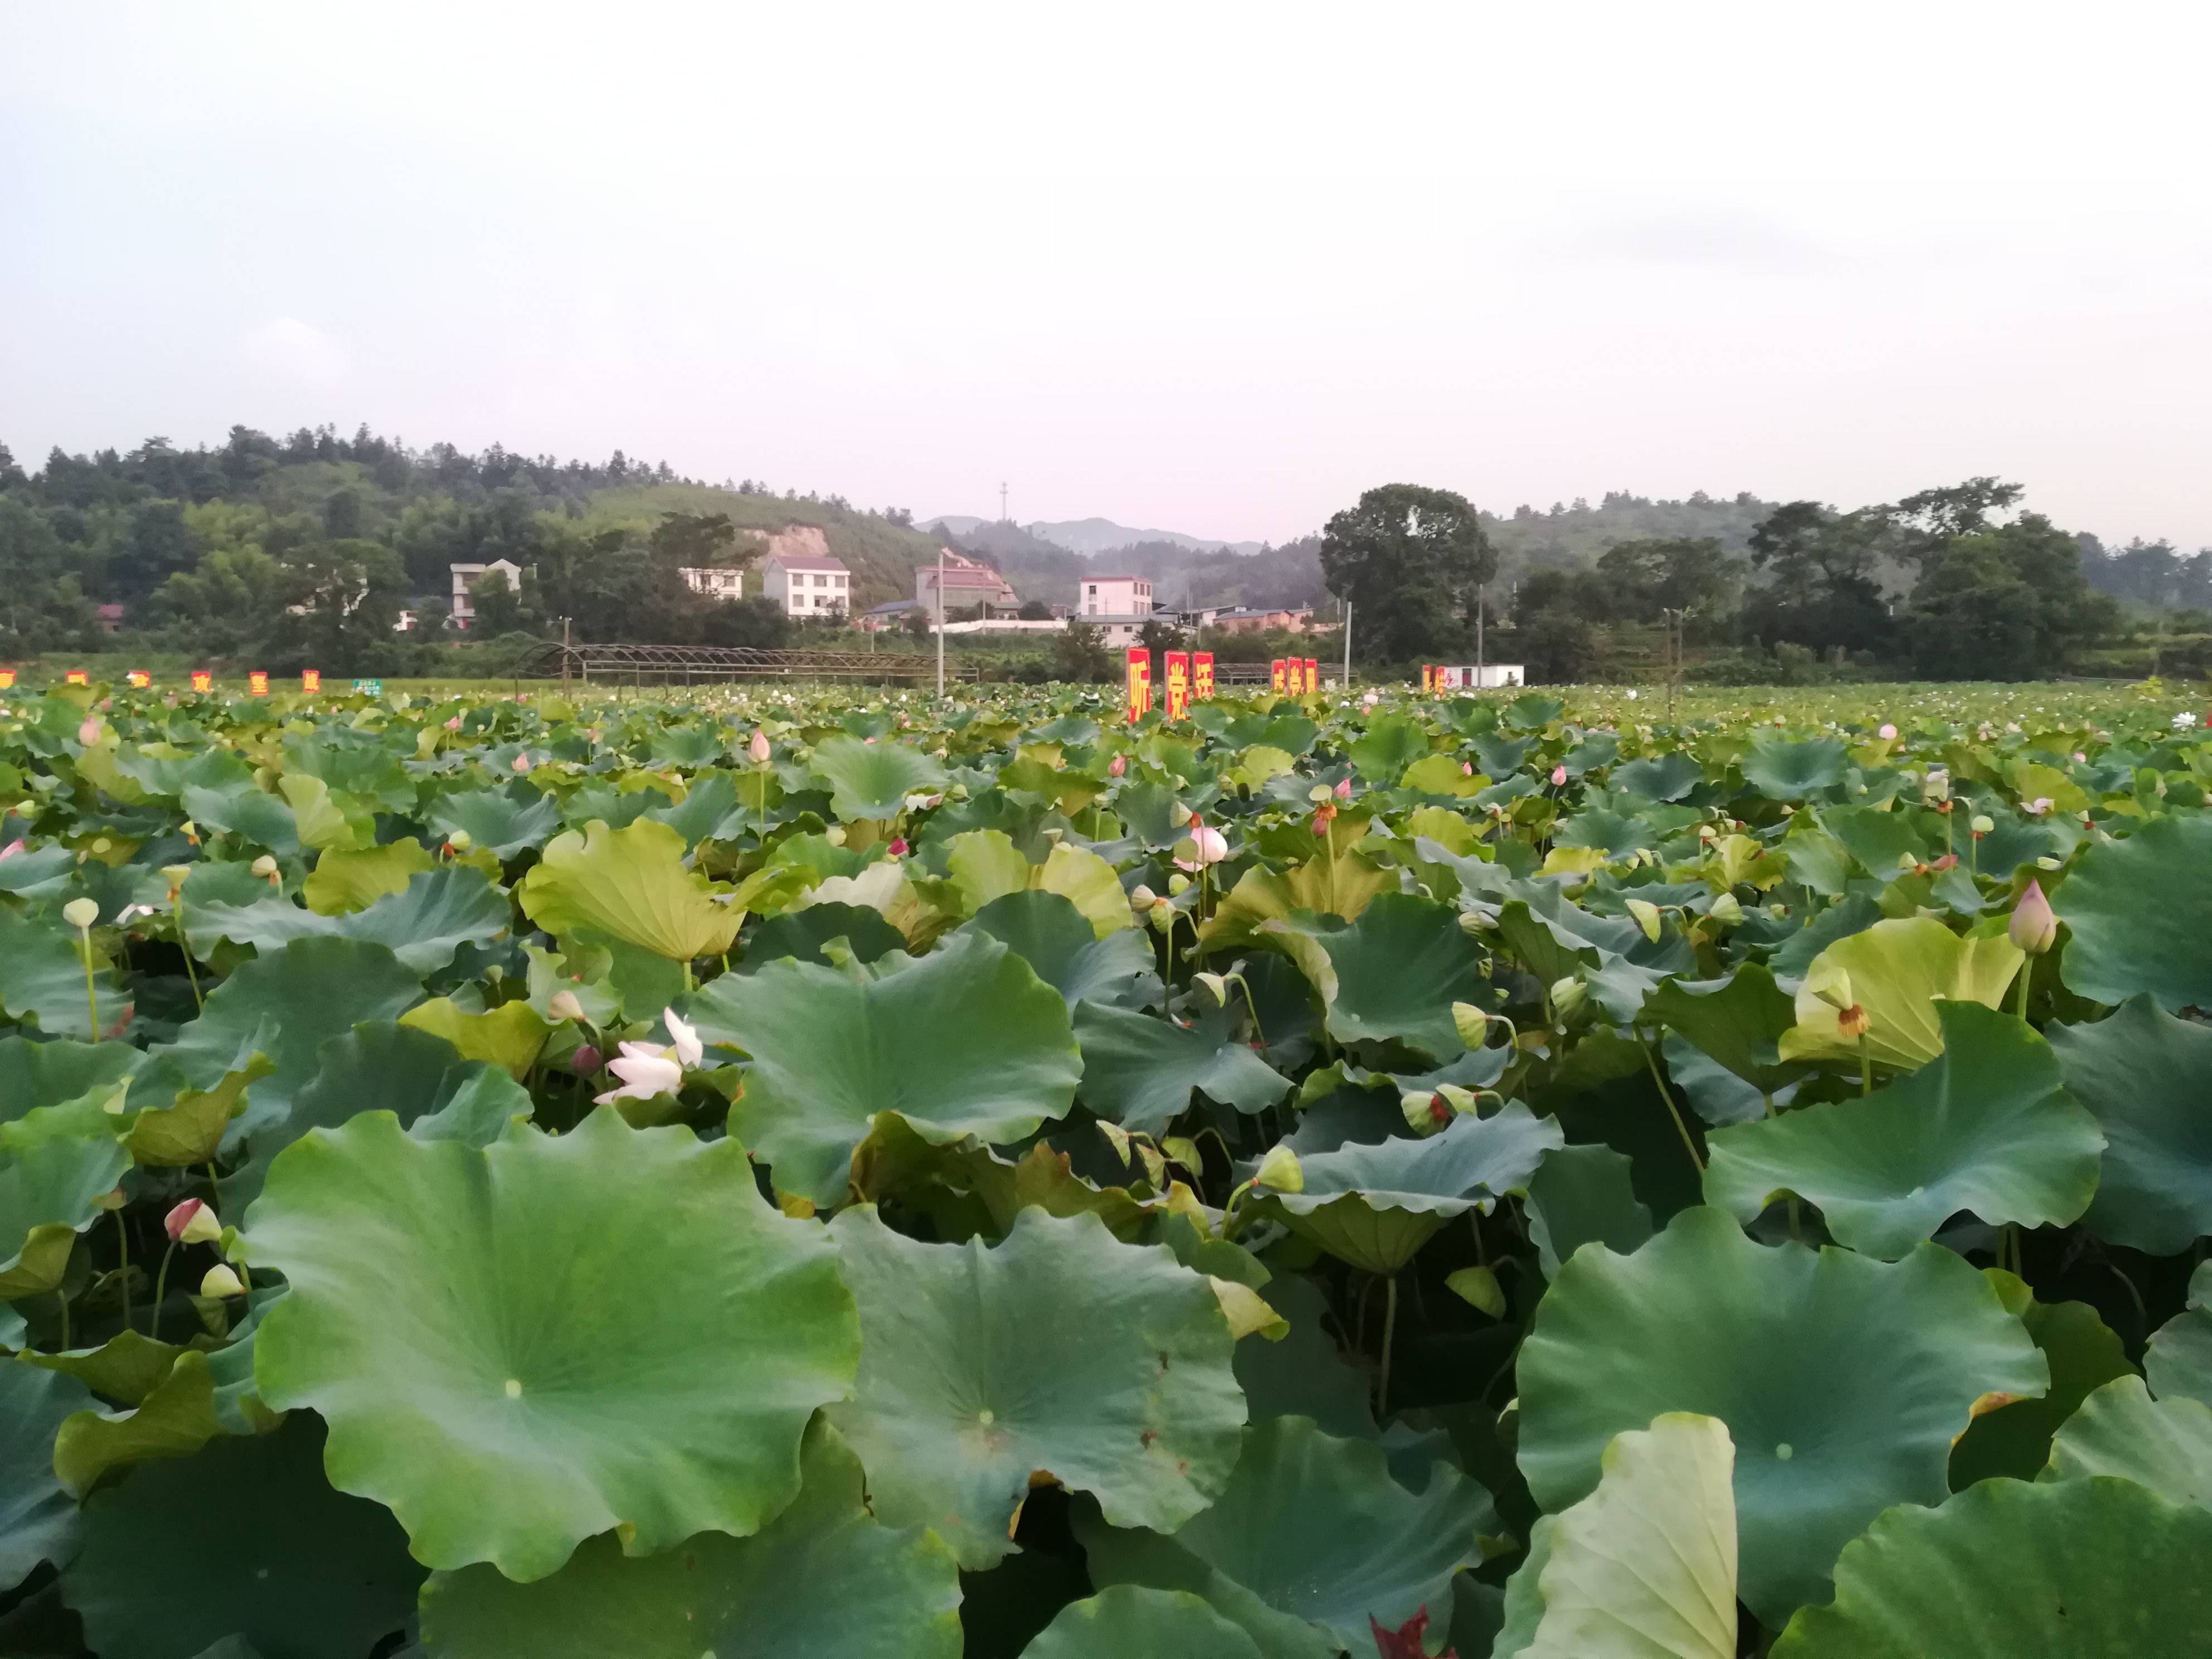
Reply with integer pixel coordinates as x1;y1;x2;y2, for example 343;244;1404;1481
999;481;1009;523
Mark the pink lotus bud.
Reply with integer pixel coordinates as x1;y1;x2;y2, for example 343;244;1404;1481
886;836;909;857
77;717;101;745
570;1044;603;1075
445;716;462;731
1461;761;1473;776
165;1198;221;1245
200;1264;245;1298
1335;777;1352;799
512;753;532;774
748;729;772;764
546;989;586;1023
2009;879;2058;954
1108;755;1127;777
1878;724;1898;740
1550;765;1568;787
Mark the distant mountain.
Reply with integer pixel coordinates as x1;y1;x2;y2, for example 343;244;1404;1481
920;515;1265;557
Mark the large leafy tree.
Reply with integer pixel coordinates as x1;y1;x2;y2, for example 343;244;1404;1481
1743;501;1895;656
1320;484;1496;661
1901;512;2114;679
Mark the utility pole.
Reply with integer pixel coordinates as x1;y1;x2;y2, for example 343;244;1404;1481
560;617;571;692
999;481;1009;523
935;545;945;699
1342;598;1352;687
1476;586;1486;684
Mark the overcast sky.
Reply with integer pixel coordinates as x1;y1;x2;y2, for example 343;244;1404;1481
4;3;2208;549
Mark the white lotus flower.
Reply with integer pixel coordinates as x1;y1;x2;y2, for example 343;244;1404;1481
663;1008;703;1068
594;1042;683;1105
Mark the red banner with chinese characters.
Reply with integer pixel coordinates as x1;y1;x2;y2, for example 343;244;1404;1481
1270;659;1287;693
0;670;17;690
190;671;212;693
301;670;321;693
1192;651;1214;700
65;670;88;686
1163;651;1190;720
127;670;151;688
249;671;269;696
1421;664;1434;692
1289;658;1307;695
1125;648;1152;723
1305;658;1319;692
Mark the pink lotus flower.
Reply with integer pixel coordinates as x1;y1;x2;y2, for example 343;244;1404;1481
1108;755;1127;777
1550;765;1568;787
165;1198;221;1245
2010;879;2058;954
0;841;19;862
512;753;532;774
886;836;909;857
1461;761;1473;777
1878;724;1898;740
77;717;101;745
595;1042;683;1105
748;729;772;764
1335;777;1352;798
445;716;462;731
1173;824;1229;871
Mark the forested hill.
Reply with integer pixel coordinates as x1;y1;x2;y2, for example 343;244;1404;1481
1481;491;1779;573
0;425;949;663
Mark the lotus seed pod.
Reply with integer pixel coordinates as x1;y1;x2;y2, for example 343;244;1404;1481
1194;972;1230;1007
1128;884;1157;910
1452;1001;1490;1048
200;1264;246;1299
1255;1143;1304;1194
1837;1004;1872;1040
1709;892;1744;926
1626;898;1662;942
62;896;99;930
1970;814;1995;837
1550;977;1588;1017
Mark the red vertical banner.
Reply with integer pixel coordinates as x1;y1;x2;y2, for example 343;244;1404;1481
1192;651;1214;700
190;671;212;693
1304;657;1318;691
65;670;89;686
249;671;269;696
1124;647;1151;723
0;670;14;689
301;670;322;693
1270;659;1287;693
127;670;151;688
1163;651;1190;720
1288;658;1306;695
1421;664;1434;692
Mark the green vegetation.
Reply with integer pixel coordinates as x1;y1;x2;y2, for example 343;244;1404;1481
2;669;2210;1654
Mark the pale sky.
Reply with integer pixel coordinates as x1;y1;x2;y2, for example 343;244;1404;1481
4;3;2209;549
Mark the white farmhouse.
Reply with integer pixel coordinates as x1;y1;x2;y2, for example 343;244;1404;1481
680;567;746;599
1074;574;1159;647
761;550;851;618
450;558;525;628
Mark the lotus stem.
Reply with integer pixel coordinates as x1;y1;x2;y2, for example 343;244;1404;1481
114;1209;130;1330
1637;1032;1704;1173
1377;1274;1399;1422
80;938;99;1039
1859;1037;1872;1099
2014;961;2032;1024
152;1239;177;1341
54;1287;70;1352
177;899;203;1009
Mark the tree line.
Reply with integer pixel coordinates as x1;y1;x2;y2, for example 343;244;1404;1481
1317;479;2180;681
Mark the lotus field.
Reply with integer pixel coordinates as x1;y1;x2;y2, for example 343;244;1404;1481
6;674;2212;1658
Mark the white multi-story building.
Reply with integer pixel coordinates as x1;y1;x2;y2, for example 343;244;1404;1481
1074;574;1159;647
450;559;525;628
680;567;746;599
761;551;851;618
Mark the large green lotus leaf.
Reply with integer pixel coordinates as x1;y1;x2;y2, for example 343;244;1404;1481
1740;738;1847;801
824;1206;1244;1570
1113;780;1193;849
2147;1262;2212;1409
944;831;1136;939
1200;848;1395;950
1612;751;1704;802
246;1109;858;1580
1949;1270;2132;1488
1260;1104;1563;1275
1073;1003;1290;1137
0;1036;145;1128
155;936;423;1149
1079;1415;1493;1656
1778;916;2021;1070
1308;894;1486;1062
23;1327;191;1405
1641;963;1807;1098
518;818;742;963
0;907;124;1040
848;1113;1158;1244
1349;714;1430;783
424;784;564;858
1502;1414;1737;1659
417;1420;962;1659
0;1129;130;1299
683;930;1080;1207
1516;1206;2048;1625
185;867;511;976
2048;995;2212;1254
1525;1142;1653;1278
1021;1587;1264;1659
301;837;435;915
2053;812;2212;1010
1705;1003;2103;1259
120;1046;273;1169
809;734;949;822
741;901;908;971
399;997;551;1081
221;1021;530;1211
1;1361;91;1592
1769;1476;2212;1657
961;890;1155;1010
51;1349;236;1498
2041;1375;2212;1510
61;1414;425;1659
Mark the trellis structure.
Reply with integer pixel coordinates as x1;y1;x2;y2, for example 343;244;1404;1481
513;641;980;687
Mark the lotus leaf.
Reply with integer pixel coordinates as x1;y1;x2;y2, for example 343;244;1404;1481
1524;1141;1653;1277
1741;738;1847;800
61;1415;425;1659
1;1361;90;1592
246;1109;859;1579
1;1129;130;1299
1517;1205;2048;1623
683;929;1080;1206
1021;1587;1265;1658
809;734;949;821
2053;813;2212;1010
0;907;123;1040
2040;1375;2212;1509
2049;995;2212;1254
423;784;562;858
519;817;743;962
1706;1003;2103;1258
417;1421;962;1659
825;1206;1244;1569
962;890;1154;1009
1769;1476;2212;1657
2147;1262;2212;1409
1948;1271;2133;1487
1778;916;2022;1070
1074;1002;1290;1136
1303;893;1488;1061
